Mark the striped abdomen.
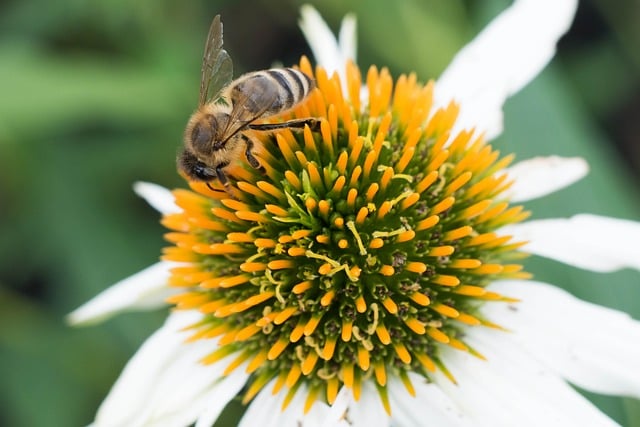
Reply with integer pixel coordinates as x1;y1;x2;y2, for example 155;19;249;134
227;68;315;118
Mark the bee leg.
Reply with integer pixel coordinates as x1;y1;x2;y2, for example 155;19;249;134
242;135;266;174
215;162;231;191
248;118;321;133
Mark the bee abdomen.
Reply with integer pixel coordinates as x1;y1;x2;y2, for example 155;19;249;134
265;68;314;111
230;68;314;117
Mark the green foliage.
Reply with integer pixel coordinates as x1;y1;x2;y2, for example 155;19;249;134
0;0;638;425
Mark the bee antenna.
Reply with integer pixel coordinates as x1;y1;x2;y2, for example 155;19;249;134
206;182;215;191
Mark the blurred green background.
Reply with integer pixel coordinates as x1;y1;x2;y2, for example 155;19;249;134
1;0;639;425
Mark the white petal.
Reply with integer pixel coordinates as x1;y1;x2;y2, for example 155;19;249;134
348;381;390;427
95;311;248;427
194;369;251;427
321;387;352;427
435;0;578;139
389;373;473;427
338;13;357;65
94;311;199;426
239;380;284;427
67;262;181;326
485;280;640;398
133;181;180;215
299;5;355;79
240;381;311;427
503;156;589;202
434;328;620;427
502;214;640;272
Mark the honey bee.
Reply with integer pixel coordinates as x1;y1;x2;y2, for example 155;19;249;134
179;15;319;191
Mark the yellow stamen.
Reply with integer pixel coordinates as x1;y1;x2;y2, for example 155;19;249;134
268;338;289;360
292;280;313;294
376;325;391;345
236;324;261;341
399;370;416;397
246;350;268;373
473;263;504;274
366;183;379;201
285;364;302;388
322;338;337;360
254;238;276;249
242;371;272;404
274;306;298;325
444;172;473;196
236;211;269;223
320;290;335;306
304;315;322;336
432;303;459;318
460;200;492;219
393;343;412;364
341;321;353;341
256;181;285;200
400;192;420;210
347;188;358;209
284;170;302;191
382;297;398;314
379;265;395;276
415;214;440;231
223;350;252;375
427;327;450;343
404;318;426;334
410;292;431;306
268;259;294;270
357;347;370;370
374;362;387;386
427;246;454;257
432;275;460;287
326;377;340;405
356;206;369;224
396;229;415;243
331;176;346;194
443;226;473;241
342;363;354;389
431;196;455;215
376;201;392;219
349;166;363;188
316;234;330;244
301;352;319;375
240;262;267;272
449;259;482;269
416;170;439;193
304;386;321;414
366;238;384;251
288;247;306;257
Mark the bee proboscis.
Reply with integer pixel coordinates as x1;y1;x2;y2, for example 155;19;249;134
178;15;319;192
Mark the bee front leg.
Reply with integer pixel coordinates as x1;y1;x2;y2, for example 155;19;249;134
241;135;266;174
215;162;231;190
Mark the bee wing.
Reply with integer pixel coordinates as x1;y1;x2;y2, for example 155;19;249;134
199;15;233;107
216;84;279;147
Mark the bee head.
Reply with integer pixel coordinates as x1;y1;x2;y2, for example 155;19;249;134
177;149;216;182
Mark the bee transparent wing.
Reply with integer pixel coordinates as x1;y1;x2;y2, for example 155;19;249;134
217;85;279;147
199;15;233;107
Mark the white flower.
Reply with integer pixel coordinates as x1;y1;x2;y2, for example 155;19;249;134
70;1;640;426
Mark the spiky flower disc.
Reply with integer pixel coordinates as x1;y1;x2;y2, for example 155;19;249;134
162;57;530;414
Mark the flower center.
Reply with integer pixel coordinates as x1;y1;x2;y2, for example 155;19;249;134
162;58;530;414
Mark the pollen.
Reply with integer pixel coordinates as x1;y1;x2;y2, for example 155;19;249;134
163;57;529;415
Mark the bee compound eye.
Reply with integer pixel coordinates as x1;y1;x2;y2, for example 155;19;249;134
191;122;212;152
